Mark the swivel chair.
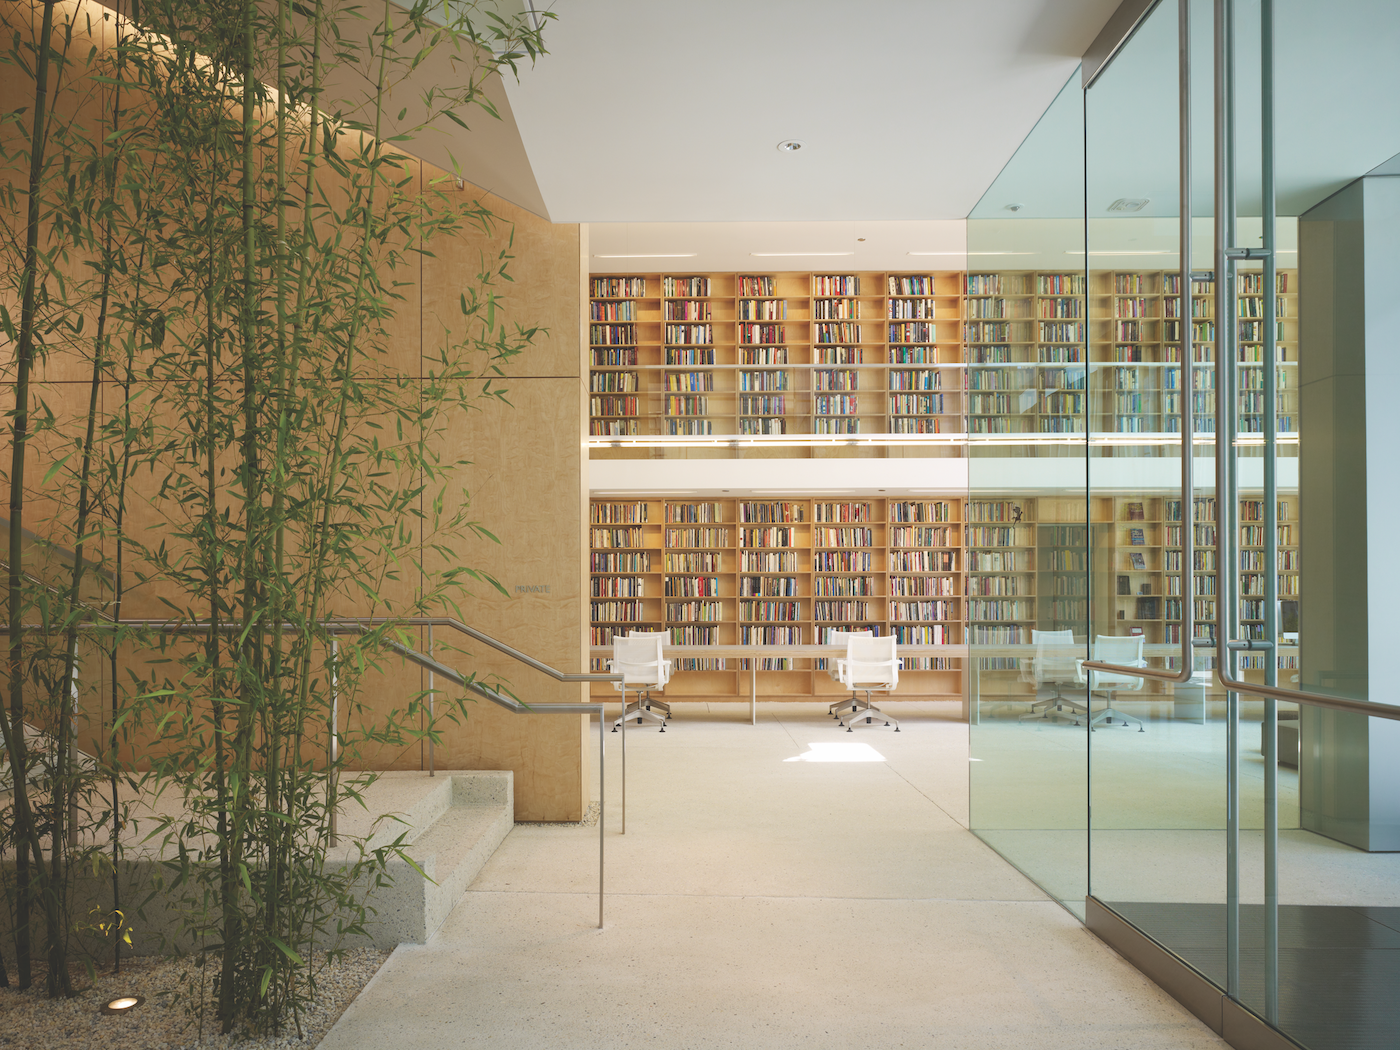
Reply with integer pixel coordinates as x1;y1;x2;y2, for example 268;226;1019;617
1020;629;1087;723
824;628;873;720
609;634;671;732
836;634;901;732
627;630;673;722
1075;634;1146;731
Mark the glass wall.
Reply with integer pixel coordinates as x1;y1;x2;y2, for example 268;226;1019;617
966;72;1089;917
971;1;1400;1046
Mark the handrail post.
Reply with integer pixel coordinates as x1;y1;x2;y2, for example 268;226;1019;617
329;636;340;848
621;684;626;835
427;623;435;778
598;700;605;929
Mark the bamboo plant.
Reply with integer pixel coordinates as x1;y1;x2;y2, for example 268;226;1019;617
0;0;549;1030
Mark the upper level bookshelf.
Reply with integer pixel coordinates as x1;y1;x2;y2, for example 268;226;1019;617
588;268;1298;453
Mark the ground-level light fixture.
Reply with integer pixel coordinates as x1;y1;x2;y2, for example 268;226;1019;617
102;995;145;1015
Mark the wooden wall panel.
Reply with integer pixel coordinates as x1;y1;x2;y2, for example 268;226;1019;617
0;5;588;820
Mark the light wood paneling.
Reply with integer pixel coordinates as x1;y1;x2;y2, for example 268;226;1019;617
0;4;588;820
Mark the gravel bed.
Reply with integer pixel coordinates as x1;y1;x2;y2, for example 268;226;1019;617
0;947;389;1049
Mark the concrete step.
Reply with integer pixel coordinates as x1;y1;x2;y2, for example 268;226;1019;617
356;770;514;947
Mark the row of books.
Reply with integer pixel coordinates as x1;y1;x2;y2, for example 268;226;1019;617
665;301;711;320
591;502;648;524
592;577;645;597
815;298;860;319
739;501;805;523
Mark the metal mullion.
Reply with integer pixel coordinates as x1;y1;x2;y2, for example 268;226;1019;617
1218;0;1241;1003
1260;0;1280;1024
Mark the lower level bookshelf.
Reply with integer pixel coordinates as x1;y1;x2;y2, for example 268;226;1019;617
587;491;1302;705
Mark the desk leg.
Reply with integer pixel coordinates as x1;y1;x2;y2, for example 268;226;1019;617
967;659;979;725
751;662;757;725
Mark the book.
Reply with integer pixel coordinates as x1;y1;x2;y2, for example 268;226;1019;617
1117;575;1131;596
1130;528;1145;545
1129;552;1147;570
1126;502;1145;520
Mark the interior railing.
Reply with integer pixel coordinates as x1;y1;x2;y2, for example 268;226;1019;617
2;611;623;930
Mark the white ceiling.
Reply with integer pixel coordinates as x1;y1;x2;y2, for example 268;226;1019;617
971;0;1400;221
585;219;968;273
500;0;1124;223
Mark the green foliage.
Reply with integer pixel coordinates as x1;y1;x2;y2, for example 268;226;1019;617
0;0;548;1030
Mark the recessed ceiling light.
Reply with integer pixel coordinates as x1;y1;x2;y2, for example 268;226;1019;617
103;995;145;1015
593;253;698;259
1005;203;1025;212
776;139;805;152
1107;198;1151;212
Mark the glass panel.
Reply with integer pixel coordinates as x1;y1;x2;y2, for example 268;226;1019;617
1082;0;1234;936
966;73;1090;918
1082;2;1400;1049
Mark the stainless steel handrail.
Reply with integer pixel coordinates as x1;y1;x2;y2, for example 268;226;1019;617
4;613;621;929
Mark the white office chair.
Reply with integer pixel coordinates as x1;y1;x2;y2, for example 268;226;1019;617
1020;629;1087;723
609;634;671;732
824;628;873;720
836;634;901;732
628;630;673;722
1075;634;1146;732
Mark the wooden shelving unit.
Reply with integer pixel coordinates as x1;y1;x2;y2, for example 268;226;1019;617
588;270;1086;440
1087;269;1299;441
591;491;1302;702
588;267;1298;445
1089;493;1302;685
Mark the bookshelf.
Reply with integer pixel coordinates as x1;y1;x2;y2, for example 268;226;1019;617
586;494;1138;702
588;267;1297;451
1092;492;1301;682
589;270;1090;443
1086;269;1299;444
589;491;1301;704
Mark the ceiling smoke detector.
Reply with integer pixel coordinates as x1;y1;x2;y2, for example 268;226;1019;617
1108;198;1151;212
776;139;805;153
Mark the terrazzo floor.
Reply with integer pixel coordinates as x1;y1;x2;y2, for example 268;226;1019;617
319;701;1228;1050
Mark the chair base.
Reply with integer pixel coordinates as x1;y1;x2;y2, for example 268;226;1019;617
1091;705;1144;732
829;691;857;717
1020;689;1088;724
837;690;900;732
612;692;668;732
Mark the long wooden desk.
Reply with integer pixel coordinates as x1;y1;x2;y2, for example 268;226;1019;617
591;644;965;724
590;643;1295;725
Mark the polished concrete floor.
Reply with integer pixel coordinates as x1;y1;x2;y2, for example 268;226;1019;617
321;701;1228;1050
970;702;1400;913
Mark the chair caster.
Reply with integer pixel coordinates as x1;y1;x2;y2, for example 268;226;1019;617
894;727;901;732
846;726;853;733
660;727;666;733
611;727;618;733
